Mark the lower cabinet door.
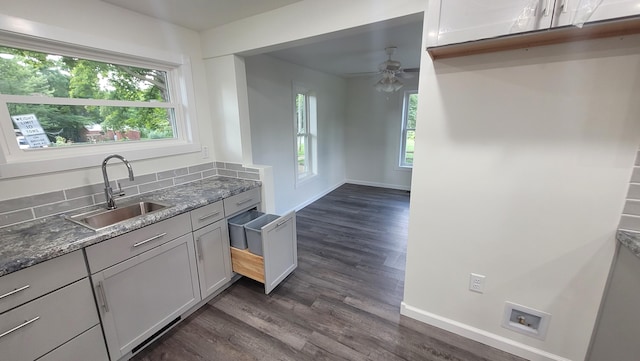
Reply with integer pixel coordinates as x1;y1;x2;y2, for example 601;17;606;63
92;233;201;359
38;325;108;361
194;219;232;299
262;211;298;294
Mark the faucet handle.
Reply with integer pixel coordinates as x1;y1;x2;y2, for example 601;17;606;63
115;182;125;197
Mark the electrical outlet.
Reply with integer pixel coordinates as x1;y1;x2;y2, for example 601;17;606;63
469;273;485;293
201;146;209;159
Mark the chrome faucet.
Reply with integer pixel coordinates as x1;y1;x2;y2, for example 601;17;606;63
102;154;134;210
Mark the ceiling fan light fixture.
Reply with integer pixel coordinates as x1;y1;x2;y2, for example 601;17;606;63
374;76;403;93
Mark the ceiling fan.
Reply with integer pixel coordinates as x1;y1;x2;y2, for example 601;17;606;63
373;46;419;93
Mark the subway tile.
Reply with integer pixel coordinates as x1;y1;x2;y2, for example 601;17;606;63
244;167;259;173
139;179;174;193
627;184;640;200
0;209;34;228
117;173;157;187
157;167;188;180
65;183;108;199
225;163;245;171
174;173;202;185
188;163;214;174
237;172;260;180
218;169;238;177
620;214;640;232
636;151;640;166
34;196;94;218
202;169;217;178
631;167;640;183
214;161;225;168
623;200;640;216
0;191;65;213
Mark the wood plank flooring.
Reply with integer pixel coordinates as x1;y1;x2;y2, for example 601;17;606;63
132;184;526;361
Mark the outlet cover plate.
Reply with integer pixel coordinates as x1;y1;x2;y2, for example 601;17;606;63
469;273;485;293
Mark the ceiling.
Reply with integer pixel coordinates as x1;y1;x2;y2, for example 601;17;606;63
101;0;303;31
101;0;423;78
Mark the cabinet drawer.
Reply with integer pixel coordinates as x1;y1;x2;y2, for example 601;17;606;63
86;213;191;273
0;278;99;361
0;250;86;314
223;187;261;217
230;211;297;294
190;200;224;230
38;325;108;361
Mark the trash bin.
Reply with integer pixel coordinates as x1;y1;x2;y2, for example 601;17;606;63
227;210;264;249
244;214;280;256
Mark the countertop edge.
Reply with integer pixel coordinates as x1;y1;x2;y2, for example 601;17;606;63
0;176;261;277
617;229;640;258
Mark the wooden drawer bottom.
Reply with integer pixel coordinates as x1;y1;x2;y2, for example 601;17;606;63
230;247;264;283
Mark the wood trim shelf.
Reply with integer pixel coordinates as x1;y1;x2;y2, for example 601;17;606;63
230;247;264;283
427;16;640;60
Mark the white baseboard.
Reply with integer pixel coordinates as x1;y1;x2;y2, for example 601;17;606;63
345;179;411;191
400;302;572;361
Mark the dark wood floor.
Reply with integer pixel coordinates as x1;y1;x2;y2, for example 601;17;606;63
132;184;526;361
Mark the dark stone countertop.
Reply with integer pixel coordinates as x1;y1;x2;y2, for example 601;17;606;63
0;176;261;277
617;229;640;259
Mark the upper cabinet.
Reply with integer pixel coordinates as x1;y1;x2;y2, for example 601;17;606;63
427;0;640;50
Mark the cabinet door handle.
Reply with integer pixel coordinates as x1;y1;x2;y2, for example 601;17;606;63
0;316;40;339
96;281;109;313
198;211;221;221
560;0;568;12
236;198;253;206
0;284;30;300
196;238;204;261
275;220;288;228
542;0;551;16
133;232;167;248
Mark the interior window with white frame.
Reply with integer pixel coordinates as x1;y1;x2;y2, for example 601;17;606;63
0;32;199;178
294;85;317;183
400;90;418;168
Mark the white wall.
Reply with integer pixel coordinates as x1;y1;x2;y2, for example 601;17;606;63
345;76;417;190
0;0;213;200
402;33;640;361
245;54;346;214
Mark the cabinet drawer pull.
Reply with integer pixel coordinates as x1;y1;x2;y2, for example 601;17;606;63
236;198;254;206
276;220;288;228
198;211;221;221
0;285;30;300
133;233;167;248
97;281;109;313
0;316;40;339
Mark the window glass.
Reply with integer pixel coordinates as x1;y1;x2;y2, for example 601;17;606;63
0;45;176;149
400;91;418;168
295;92;310;178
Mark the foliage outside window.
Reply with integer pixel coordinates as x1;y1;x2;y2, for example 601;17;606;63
0;45;177;150
294;86;317;183
400;91;418;168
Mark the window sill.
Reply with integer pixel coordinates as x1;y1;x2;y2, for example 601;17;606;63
0;141;201;179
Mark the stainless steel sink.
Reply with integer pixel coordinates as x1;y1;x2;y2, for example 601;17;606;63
67;201;170;231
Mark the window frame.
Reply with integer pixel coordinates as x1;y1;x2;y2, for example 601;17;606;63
0;20;200;179
399;90;418;169
293;83;317;185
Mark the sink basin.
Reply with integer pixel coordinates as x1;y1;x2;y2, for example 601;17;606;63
67;201;171;231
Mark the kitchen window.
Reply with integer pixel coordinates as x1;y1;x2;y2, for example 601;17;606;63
294;84;317;184
400;90;418;168
0;30;199;178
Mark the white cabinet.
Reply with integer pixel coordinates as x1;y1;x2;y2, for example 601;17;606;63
86;215;201;360
555;0;640;26
0;250;108;361
0;278;102;361
230;211;298;294
193;218;232;299
428;0;640;47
